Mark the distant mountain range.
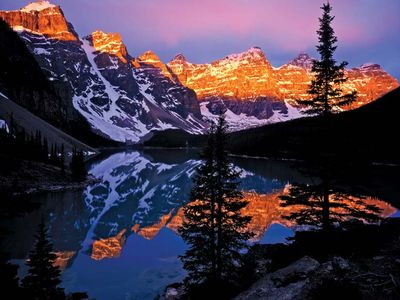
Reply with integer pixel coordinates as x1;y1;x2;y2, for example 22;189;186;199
146;87;400;163
0;1;398;142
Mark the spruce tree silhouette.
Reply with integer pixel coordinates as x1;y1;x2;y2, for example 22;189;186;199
279;161;382;232
179;115;253;298
70;148;87;182
297;2;356;116
22;219;65;300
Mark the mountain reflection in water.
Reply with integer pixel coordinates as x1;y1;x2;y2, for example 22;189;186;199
1;150;398;300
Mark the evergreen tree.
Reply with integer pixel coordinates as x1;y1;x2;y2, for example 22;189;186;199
22;219;65;300
0;252;22;297
298;2;356;116
279;178;382;231
60;144;65;175
70;148;87;182
43;137;49;162
179;115;253;294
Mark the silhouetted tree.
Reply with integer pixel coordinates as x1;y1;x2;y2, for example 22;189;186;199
298;2;356;115
0;248;22;298
279;178;382;231
70;148;87;182
179;115;253;295
60;144;65;175
22;219;65;300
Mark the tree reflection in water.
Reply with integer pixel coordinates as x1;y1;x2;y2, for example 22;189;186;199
279;164;383;231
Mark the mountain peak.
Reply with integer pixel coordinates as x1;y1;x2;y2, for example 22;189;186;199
224;46;266;61
0;1;78;41
359;63;382;70
21;1;57;13
89;30;128;63
288;52;314;70
246;46;263;54
138;50;162;63
171;53;187;63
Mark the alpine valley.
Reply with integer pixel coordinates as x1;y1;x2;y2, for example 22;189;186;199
0;1;398;142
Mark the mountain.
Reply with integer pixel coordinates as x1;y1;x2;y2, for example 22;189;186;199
227;87;400;163
168;50;398;130
0;18;71;128
145;88;400;163
1;1;398;140
0;1;206;143
167;47;302;131
0;93;95;153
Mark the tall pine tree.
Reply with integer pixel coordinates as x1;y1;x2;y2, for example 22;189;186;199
298;2;356;116
179;115;253;296
70;148;87;182
22;219;65;300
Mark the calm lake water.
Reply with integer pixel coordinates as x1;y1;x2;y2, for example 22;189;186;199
1;150;399;300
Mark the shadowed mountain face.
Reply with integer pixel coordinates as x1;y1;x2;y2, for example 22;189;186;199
227;87;400;163
1;1;398;139
0;2;206;142
0;150;397;299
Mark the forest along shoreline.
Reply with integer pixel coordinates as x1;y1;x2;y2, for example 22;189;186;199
0;149;97;197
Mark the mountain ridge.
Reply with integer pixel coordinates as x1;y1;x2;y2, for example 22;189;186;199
0;1;398;140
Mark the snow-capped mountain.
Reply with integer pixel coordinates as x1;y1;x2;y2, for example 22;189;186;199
168;47;299;130
0;1;206;142
168;49;399;130
1;1;398;138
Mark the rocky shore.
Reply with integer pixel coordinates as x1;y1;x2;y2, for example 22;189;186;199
164;219;400;300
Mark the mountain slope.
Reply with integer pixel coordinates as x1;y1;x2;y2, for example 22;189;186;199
0;2;207;143
146;88;400;163
167;50;398;130
0;18;69;127
228;87;400;163
0;18;119;147
1;1;397;140
0;93;95;153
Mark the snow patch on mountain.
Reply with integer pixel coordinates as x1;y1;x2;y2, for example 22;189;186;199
75;39;150;142
0;119;9;132
21;1;56;13
200;100;302;132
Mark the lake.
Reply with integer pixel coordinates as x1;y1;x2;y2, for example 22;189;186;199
1;149;398;300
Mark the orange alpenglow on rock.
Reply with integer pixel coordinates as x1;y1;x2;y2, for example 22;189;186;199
133;191;398;241
53;251;76;270
164;192;293;241
134;210;174;240
91;30;128;63
91;229;127;261
0;1;78;41
167;48;399;109
138;50;175;80
168;47;278;100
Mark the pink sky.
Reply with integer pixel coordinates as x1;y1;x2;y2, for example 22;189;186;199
1;0;399;79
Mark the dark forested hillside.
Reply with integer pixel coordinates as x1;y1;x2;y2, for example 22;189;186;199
146;88;400;164
228;87;400;163
0;19;70;126
0;19;118;147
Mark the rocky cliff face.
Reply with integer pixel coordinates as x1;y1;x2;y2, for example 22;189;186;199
0;1;78;41
1;1;398;137
0;2;206;142
168;47;278;100
168;50;399;130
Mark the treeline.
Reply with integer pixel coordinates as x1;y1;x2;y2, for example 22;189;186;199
0;116;87;181
1;219;90;300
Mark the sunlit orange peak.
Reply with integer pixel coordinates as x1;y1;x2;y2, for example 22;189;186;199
91;30;128;63
91;229;127;261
